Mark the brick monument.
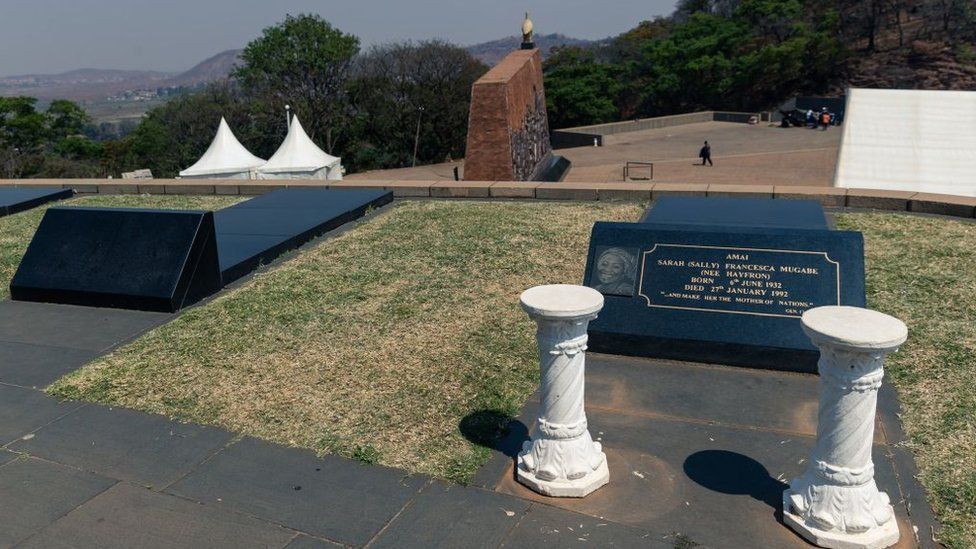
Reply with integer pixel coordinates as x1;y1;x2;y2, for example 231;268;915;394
463;48;564;181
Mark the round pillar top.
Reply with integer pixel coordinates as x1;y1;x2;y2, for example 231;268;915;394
801;306;907;351
520;284;604;320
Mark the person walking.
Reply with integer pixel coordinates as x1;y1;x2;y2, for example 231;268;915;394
699;141;713;166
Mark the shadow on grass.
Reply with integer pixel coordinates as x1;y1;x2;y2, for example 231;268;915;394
458;409;529;458
683;450;788;517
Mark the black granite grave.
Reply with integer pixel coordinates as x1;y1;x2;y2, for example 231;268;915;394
584;197;865;372
10;188;394;312
0;187;73;217
11;208;221;312
639;196;829;230
214;188;393;283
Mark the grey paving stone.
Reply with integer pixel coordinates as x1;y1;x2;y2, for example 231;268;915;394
167;437;427;546
16;482;295;549
371;481;530;548
497;409;908;548
0;384;83;446
501;503;670;548
586;353;821;436
0;340;96;388
9;404;234;488
0;450;16;466
0;456;116;546
284;535;343;548
0;301;169;352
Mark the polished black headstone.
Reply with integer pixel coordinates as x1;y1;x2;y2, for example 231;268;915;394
584;200;865;372
214;188;392;283
10;207;222;312
641;196;829;230
0;187;73;216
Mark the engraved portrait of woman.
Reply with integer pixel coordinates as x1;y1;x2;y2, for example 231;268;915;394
593;247;637;296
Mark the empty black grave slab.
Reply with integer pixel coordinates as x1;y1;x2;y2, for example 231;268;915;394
0;187;73;217
214;188;392;284
371;481;529;548
0;340;97;388
0;384;84;446
0;457;116;547
10;207;222;312
500;503;669;548
640;196;830;230
229;186;390;211
0;300;170;352
9;404;235;488
15;483;295;549
166;436;426;545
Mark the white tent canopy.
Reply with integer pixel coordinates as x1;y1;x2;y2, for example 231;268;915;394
179;117;266;179
256;115;343;180
834;88;976;197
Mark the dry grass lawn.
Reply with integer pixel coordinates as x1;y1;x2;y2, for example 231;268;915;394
50;200;643;481
836;212;976;549
0;194;243;299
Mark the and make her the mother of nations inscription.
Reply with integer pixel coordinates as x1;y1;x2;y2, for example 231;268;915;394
584;198;866;372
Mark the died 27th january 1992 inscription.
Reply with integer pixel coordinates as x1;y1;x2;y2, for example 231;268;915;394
636;244;840;318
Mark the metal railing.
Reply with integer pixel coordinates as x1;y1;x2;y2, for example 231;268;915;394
623;161;654;181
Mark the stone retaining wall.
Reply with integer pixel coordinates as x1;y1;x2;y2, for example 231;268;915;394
2;179;974;219
551;111;759;148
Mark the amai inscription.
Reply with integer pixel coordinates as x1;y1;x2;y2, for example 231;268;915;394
637;244;840;318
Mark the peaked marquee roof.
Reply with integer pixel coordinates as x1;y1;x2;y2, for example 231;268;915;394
258;115;340;174
179;118;266;177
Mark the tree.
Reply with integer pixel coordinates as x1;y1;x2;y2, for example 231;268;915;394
234;14;360;154
345;40;486;171
46;99;90;140
543;47;623;127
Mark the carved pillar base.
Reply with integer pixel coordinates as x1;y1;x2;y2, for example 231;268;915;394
517;284;608;498
517;419;609;497
784;306;907;549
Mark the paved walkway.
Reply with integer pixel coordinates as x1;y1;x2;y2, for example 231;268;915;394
0;299;939;548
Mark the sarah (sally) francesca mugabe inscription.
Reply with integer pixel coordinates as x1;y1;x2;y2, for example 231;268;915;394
638;244;839;318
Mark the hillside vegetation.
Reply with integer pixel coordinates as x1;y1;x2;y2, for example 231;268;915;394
544;0;976;128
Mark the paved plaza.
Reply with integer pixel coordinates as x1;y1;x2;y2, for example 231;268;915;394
347;122;842;188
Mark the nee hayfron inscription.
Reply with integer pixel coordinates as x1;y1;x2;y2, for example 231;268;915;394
582;207;865;372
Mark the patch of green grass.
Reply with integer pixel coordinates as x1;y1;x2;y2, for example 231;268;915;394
49;200;643;482
0;193;243;299
836;212;976;549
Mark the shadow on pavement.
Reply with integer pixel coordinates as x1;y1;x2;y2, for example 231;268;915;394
683;449;789;515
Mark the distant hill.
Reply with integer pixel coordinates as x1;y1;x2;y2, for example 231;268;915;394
164;49;242;88
0;49;241;103
0;68;174;102
465;33;597;65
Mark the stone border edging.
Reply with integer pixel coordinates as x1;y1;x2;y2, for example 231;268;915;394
1;179;974;220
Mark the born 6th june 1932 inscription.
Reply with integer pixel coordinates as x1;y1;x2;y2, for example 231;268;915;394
636;244;840;319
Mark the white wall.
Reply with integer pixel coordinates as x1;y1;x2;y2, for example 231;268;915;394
835;88;976;197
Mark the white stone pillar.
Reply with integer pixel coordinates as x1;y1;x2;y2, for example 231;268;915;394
517;284;609;497
784;306;908;549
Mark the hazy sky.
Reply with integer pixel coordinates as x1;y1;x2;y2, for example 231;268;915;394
0;0;677;76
